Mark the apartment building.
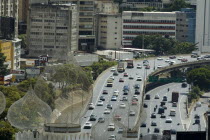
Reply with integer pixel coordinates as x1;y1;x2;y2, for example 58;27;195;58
50;0;96;52
27;3;78;60
122;11;176;47
18;0;29;34
0;0;18;38
196;0;210;52
176;8;196;43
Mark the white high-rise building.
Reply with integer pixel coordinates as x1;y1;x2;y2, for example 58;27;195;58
196;0;210;52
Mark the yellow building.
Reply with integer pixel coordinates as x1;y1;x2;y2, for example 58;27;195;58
0;40;14;69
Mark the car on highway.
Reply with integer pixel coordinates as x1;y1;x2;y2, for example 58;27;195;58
160;113;166;118
137;65;142;69
113;71;118;76
100;96;105;101
134;84;140;89
123;85;130;91
136;76;142;81
110;76;115;80
157;65;162;68
120;103;126;108
196;102;201;107
154;128;160;133
145;94;151;100
165;118;172;123
163;96;167;101
165;59;170;63
118;128;124;134
178;57;184;60
120;96;128;101
151;113;156;118
140;123;147;127
143;60;149;66
145;65;150;69
89;114;97;121
195;119;200;124
181;58;188;62
98;117;105;123
143;103;148;108
88;103;95;110
83;122;92;129
104;108;111;114
107;123;115;131
157;57;163;60
170;129;177;135
129;75;134;79
181;82;187;88
163;105;167;110
110;67;116;72
97;100;103;106
169;56;176;59
123;90;128;95
107;104;113;109
169;61;176;65
155;94;160;99
113;89;119;96
108;135;116;140
111;96;117;101
119;78;124;82
135;89;140;95
102;90;108;95
195;114;200;119
132;101;138;105
151;121;157;126
197;56;205;61
132;95;138;101
172;102;177;107
129;110;136;116
124;72;128;77
114;115;122;121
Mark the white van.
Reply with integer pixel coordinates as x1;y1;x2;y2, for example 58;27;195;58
170;109;176;116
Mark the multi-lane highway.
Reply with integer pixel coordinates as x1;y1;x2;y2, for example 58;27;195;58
80;54;207;140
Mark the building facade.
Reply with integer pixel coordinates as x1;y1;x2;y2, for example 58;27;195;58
0;39;20;70
122;11;176;47
196;0;210;52
27;3;78;60
176;8;196;43
18;0;29;34
0;0;18;38
50;0;96;53
97;13;122;50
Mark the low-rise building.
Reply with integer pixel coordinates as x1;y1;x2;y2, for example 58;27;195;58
122;11;176;47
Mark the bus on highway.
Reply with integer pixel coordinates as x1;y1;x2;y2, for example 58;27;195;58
170;109;176;116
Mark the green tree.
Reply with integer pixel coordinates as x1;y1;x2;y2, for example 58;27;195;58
0;121;17;140
0;51;9;76
187;68;210;91
17;78;37;92
162;0;191;12
18;34;27;50
175;42;196;54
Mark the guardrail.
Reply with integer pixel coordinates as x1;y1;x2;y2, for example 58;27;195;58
150;60;210;76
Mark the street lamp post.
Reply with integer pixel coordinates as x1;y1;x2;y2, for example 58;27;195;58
153;57;155;70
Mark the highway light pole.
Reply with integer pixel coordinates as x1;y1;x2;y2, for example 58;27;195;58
153;57;155;70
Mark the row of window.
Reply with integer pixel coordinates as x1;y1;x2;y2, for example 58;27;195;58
80;12;93;16
31;26;68;29
80;7;94;11
123;31;175;35
123;25;175;29
80;18;93;22
123;19;175;24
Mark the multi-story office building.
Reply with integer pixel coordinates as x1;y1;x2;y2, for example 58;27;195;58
18;0;29;34
97;13;122;50
122;11;176;47
176;8;196;43
27;3;78;60
0;0;18;38
196;0;210;52
50;0;96;52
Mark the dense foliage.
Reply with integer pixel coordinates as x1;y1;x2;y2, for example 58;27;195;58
187;68;210;91
162;0;191;12
132;35;196;55
189;86;203;101
0;52;9;76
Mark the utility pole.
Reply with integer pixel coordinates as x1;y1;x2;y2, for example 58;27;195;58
142;35;144;49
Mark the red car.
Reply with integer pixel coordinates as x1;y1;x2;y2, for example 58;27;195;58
145;65;150;69
124;72;128;77
119;78;124;82
132;101;137;105
181;58;188;62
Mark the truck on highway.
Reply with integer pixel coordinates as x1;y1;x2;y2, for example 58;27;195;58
117;62;125;72
107;78;113;87
172;91;179;102
127;60;134;68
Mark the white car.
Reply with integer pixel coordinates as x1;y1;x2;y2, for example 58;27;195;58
104;108;111;114
119;103;126;108
97;100;103;106
108;135;116;140
154;95;160;99
111;67;116;72
136;76;142;81
129;110;136;116
165;59;170;63
137;65;142;69
157;65;162;68
113;90;119;96
83;122;92;129
110;76;115;80
157;57;163;60
107;123;115;131
177;57;184;60
88;103;95;110
165;118;172;123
